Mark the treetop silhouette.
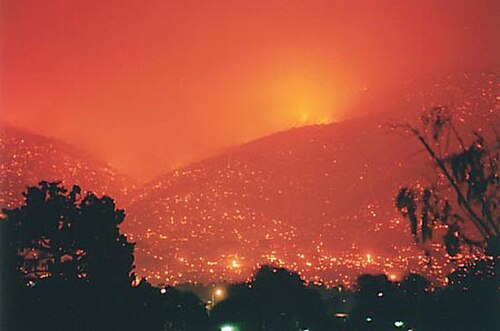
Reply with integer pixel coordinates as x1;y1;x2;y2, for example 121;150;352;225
394;106;499;256
1;181;135;289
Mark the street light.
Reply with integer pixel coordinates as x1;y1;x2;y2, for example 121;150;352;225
394;320;405;328
210;286;225;310
220;324;238;331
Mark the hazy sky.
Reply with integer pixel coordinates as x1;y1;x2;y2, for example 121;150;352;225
2;0;497;181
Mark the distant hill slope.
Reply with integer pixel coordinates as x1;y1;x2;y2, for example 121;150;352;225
126;114;432;285
0;126;134;208
125;71;498;285
1;70;496;286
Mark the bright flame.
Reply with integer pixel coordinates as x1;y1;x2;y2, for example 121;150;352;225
261;62;344;128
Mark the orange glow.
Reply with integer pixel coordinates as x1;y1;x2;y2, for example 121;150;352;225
1;0;497;181
0;1;496;287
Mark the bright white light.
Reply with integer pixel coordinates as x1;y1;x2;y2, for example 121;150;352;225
220;326;235;331
366;316;373;322
394;320;404;328
160;288;167;294
215;288;223;296
334;312;349;318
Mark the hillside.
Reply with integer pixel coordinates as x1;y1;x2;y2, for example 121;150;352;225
1;71;496;286
0;126;133;208
125;71;498;285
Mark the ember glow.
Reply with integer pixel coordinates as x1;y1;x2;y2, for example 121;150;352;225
1;1;498;288
2;0;497;180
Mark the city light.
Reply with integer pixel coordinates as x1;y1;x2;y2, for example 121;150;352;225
394;320;405;328
220;324;237;331
210;287;226;310
333;312;349;318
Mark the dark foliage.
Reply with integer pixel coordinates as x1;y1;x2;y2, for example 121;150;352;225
348;274;404;330
1;182;497;331
134;280;210;331
210;265;330;331
394;106;499;256
0;181;209;331
345;267;498;331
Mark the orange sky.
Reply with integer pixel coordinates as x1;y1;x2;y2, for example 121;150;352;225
1;0;497;181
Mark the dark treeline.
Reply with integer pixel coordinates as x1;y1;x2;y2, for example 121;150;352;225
209;263;499;331
1;181;498;331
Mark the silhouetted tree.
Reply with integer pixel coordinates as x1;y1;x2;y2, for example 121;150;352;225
126;280;210;331
348;274;407;330
419;260;500;331
397;273;432;329
392;107;499;330
0;182;138;331
0;181;210;331
210;265;331;331
161;286;210;331
394;106;499;256
1;181;135;286
399;273;431;297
